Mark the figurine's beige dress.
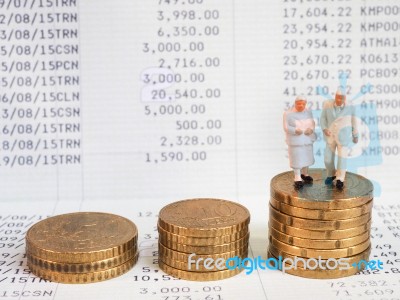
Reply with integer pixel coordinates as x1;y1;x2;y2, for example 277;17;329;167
283;107;316;169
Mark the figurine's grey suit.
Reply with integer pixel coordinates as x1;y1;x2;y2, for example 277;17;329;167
320;100;358;181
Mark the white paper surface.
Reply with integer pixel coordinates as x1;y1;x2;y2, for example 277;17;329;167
0;0;400;299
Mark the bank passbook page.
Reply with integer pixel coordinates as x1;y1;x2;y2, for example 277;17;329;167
0;0;399;299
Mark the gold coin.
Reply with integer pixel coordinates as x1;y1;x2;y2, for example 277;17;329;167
269;235;370;259
270;205;371;230
267;251;368;279
270;197;373;220
269;216;371;240
269;226;370;249
268;244;371;269
158;242;248;262
26;247;137;273
27;254;138;284
26;212;138;263
271;169;373;209
158;225;248;246
160;250;248;272
158;198;250;237
159;260;243;281
159;232;249;254
269;226;370;250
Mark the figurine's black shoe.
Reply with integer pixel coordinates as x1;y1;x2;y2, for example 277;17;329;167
294;181;304;189
336;180;344;189
325;176;336;185
301;174;313;184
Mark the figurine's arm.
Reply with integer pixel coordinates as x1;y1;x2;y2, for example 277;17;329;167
309;109;315;130
320;102;331;136
304;110;315;135
283;111;296;135
351;105;359;143
320;103;328;131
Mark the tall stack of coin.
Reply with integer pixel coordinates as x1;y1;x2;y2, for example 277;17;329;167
26;212;138;283
268;169;373;279
158;198;250;281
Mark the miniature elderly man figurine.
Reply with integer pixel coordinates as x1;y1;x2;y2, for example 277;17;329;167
320;88;359;189
283;96;316;189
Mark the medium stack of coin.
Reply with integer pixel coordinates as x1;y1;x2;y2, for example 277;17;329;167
26;212;138;284
158;198;250;281
268;169;373;279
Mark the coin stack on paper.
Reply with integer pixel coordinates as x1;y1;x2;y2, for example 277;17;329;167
26;212;138;284
158;198;250;281
268;169;374;279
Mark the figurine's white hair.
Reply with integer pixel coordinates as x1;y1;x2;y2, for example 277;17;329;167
295;95;307;102
336;87;346;96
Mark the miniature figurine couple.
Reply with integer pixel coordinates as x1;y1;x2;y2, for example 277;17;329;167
283;88;358;189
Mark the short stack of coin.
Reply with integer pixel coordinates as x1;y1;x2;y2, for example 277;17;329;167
26;212;138;284
158;198;250;281
268;169;373;279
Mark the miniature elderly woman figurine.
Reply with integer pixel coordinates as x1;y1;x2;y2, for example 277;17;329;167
283;96;316;189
